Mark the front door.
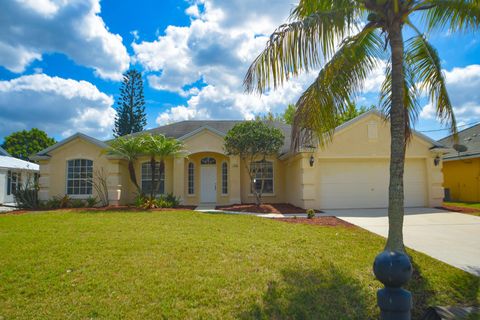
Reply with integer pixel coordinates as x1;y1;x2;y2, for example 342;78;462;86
200;165;217;203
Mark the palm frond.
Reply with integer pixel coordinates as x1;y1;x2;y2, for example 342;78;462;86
291;0;361;19
291;26;384;150
379;61;421;142
405;33;457;135
415;0;480;33
244;2;364;93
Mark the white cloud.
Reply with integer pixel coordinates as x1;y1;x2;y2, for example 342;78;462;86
134;0;385;125
133;0;320;124
0;74;115;139
0;0;129;80
420;64;480;124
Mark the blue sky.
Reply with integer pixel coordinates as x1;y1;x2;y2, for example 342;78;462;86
0;0;479;143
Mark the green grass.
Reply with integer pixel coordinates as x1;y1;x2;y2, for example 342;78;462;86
0;211;478;319
444;201;480;216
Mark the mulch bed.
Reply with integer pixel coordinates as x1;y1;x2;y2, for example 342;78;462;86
276;216;355;228
438;205;480;214
4;205;197;215
215;203;322;214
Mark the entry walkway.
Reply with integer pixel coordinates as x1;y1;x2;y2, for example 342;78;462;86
323;207;480;276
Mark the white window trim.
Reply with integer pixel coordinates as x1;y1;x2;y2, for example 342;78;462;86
249;160;275;195
7;170;21;196
187;162;195;196
141;161;166;195
221;161;228;195
65;159;93;197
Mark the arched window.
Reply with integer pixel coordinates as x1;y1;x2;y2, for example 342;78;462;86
141;162;165;195
221;162;228;194
188;162;194;195
200;157;216;165
67;159;93;195
250;160;274;194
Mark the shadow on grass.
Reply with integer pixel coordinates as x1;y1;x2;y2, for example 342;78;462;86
239;264;373;320
407;260;480;319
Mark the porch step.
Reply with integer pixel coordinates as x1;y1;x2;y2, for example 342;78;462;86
195;203;217;211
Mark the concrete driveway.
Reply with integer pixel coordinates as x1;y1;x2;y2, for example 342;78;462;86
323;207;480;276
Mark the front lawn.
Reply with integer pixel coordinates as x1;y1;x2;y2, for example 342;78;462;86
0;211;478;319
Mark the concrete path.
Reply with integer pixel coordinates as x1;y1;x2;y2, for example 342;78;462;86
0;205;16;213
323;207;480;276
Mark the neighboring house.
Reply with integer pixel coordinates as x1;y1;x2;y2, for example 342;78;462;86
0;146;39;205
439;123;480;202
32;110;445;209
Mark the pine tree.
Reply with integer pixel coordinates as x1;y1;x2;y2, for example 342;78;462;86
113;69;147;137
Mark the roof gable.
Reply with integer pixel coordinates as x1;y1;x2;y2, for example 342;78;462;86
33;133;108;160
178;125;226;141
0;146;10;156
335;110;442;148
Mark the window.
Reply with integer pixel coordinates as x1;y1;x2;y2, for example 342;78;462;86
188;162;194;195
7;171;20;195
141;162;165;195
250;160;274;194
200;157;216;165
67;159;93;195
221;162;228;194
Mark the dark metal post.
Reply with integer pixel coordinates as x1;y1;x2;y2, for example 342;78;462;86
374;251;413;320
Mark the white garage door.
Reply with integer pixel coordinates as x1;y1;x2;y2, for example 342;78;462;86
317;159;427;209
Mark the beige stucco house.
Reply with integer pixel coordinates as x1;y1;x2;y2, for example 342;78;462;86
32;110;446;209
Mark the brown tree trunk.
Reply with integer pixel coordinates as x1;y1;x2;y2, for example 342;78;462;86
128;161;142;195
150;156;156;199
386;22;407;252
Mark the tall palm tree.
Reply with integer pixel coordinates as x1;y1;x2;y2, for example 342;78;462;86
245;0;479;252
106;135;145;194
142;134;184;199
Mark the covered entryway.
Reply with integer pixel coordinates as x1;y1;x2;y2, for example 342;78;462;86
317;158;427;209
200;157;217;203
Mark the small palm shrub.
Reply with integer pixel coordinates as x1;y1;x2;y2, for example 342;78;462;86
306;209;315;219
86;197;99;208
134;193;181;209
70;199;86;208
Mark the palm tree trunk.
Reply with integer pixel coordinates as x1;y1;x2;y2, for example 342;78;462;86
128;161;142;194
150;156;156;199
159;160;165;195
386;22;406;252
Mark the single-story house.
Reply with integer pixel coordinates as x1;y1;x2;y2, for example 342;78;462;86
439;123;480;202
32;110;445;209
0;146;39;205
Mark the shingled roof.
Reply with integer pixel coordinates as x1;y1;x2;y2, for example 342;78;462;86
130;120;293;154
439;123;480;160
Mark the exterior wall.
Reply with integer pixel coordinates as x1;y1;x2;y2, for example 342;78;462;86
313;114;443;207
443;158;480;202
283;154;317;209
37;138;124;205
240;156;286;204
287;113;444;209
0;169;6;204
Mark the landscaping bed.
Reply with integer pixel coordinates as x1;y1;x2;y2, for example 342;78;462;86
440;202;480;217
216;203;322;214
276;216;355;228
0;210;478;319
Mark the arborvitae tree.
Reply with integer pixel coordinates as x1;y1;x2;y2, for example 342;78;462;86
113;69;147;137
